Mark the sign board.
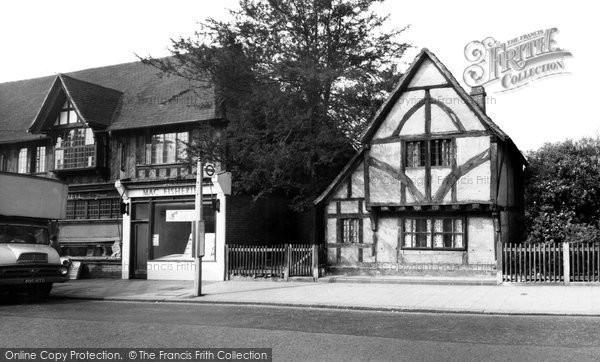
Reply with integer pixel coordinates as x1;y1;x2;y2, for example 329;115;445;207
166;209;196;222
205;164;215;177
152;234;160;246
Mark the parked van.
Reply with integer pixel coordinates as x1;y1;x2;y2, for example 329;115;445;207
0;172;69;297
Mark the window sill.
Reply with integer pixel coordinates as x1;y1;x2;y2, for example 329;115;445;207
401;247;466;252
53;166;99;172
136;163;188;169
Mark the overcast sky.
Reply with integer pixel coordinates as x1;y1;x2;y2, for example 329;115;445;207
1;0;597;151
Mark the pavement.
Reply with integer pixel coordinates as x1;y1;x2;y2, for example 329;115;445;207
50;276;600;316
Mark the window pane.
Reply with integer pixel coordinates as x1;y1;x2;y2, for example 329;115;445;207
434;234;443;248
18;148;28;173
455;234;464;248
59;111;68;125
454;219;463;232
443;234;453;248
35;146;46;173
151;134;164;164
164;133;176;163
85;129;94;145
69;110;78;124
55;149;64;169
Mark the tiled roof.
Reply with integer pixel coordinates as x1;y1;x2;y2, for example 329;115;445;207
0;59;217;144
59;74;123;128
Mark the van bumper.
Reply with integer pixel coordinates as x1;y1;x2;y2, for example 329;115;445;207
0;265;69;285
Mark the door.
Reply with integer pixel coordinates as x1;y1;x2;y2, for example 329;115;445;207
131;223;149;279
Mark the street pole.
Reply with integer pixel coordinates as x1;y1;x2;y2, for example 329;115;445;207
193;159;204;297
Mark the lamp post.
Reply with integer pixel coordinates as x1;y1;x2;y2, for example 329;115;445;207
193;160;205;297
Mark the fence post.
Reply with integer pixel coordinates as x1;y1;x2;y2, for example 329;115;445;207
496;239;503;285
224;244;229;281
563;242;570;285
312;244;319;280
283;243;290;281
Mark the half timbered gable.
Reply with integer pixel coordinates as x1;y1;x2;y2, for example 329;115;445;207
316;49;526;275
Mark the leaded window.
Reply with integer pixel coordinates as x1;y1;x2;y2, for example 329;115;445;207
406;141;426;167
403;217;465;250
341;218;360;244
430;139;452;166
35;146;46;173
54;127;96;170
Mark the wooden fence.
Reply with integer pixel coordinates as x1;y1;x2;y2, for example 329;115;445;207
499;241;600;284
226;244;319;280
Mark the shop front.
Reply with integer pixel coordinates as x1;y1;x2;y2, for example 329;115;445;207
116;175;229;281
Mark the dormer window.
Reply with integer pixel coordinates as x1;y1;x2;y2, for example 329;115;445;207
54;101;79;125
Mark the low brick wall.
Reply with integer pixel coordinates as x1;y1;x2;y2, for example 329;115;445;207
326;262;496;277
70;258;122;279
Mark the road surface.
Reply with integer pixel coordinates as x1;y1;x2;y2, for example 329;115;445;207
1;298;600;361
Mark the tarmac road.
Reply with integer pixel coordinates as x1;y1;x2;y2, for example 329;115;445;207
1;298;600;361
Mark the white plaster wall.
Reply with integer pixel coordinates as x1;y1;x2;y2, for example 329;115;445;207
430;167;452;199
350;162;365;198
120;198;131;279
467;217;495;264
369;143;401;204
456;136;490;165
457;161;491;202
369;167;401;203
326;218;337;244
407;59;448;87
401;250;464;264
430;105;458;133
405;168;426;200
430;88;485;131
371;142;401;166
398;107;425;136
376;217;398;263
326;202;337;214
340;200;359;214
373;90;424;139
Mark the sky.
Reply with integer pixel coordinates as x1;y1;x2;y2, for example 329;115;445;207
0;0;597;152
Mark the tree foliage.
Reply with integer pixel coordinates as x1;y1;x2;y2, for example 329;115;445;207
524;137;600;243
142;0;409;209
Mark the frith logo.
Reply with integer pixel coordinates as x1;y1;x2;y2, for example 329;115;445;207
463;28;572;92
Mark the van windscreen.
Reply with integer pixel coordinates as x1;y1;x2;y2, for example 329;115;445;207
0;225;49;245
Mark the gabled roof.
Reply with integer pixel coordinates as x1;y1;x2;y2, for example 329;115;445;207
29;74;123;132
0;59;218;144
314;148;365;205
360;48;509;143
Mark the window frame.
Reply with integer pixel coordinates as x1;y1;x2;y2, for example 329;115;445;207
54;100;80;126
144;131;189;165
35;146;46;173
401;216;467;251
340;217;361;244
17;148;29;174
405;139;454;169
53;126;97;171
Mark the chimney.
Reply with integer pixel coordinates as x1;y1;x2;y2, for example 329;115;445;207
470;86;486;113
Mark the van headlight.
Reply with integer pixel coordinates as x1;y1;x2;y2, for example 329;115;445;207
60;267;68;275
60;257;71;267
